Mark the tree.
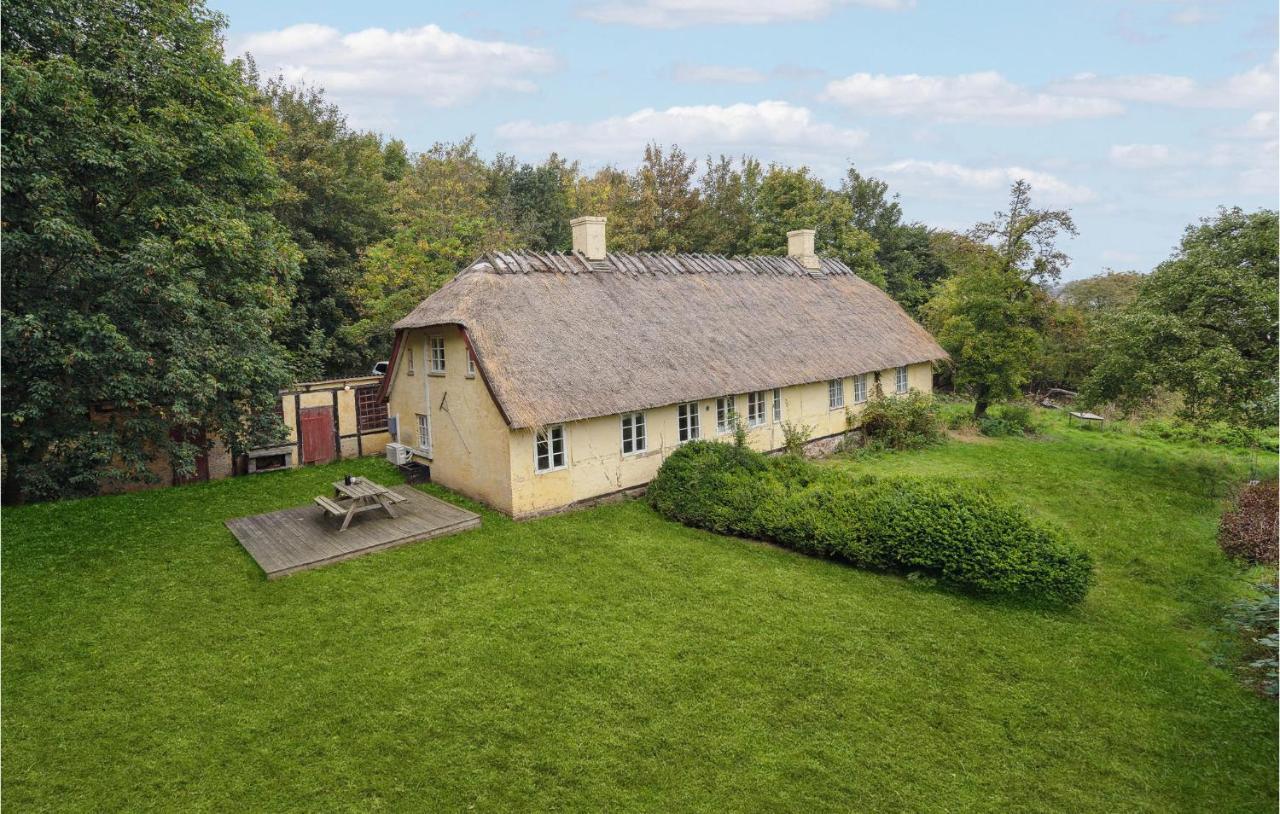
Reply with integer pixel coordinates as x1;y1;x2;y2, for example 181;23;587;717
1080;208;1279;427
970;179;1078;285
2;0;300;501
258;78;396;379
751;164;885;285
923;238;1042;418
635;143;700;253
488;152;576;251
685;155;761;256
345;139;515;358
1058;270;1144;314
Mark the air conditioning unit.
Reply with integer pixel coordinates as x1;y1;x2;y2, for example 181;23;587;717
385;443;413;465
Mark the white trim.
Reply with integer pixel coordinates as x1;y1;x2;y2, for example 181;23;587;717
465;351;476;378
620;411;647;455
853;374;868;404
428;335;446;375
716;395;736;434
677;402;700;443
895;365;909;394
415;412;432;457
746;391;766;427
772;388;782;422
535;424;567;473
828;378;845;410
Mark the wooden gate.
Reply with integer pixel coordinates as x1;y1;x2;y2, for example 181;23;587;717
170;427;209;485
300;406;336;464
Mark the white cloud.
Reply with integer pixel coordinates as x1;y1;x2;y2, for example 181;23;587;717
1049;56;1278;109
874;159;1095;205
1108;143;1195;169
670;63;767;84
1168;6;1217;26
232;23;556;108
821;71;1123;123
496;100;867;161
579;0;911;28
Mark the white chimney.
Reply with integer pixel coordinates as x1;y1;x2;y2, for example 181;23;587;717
571;216;607;260
787;229;820;271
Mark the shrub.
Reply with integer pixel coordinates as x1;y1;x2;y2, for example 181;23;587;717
1218;582;1279;698
978;403;1036;437
649;441;1093;605
1218;480;1279;565
779;420;814;457
1138;419;1279;452
857;391;944;450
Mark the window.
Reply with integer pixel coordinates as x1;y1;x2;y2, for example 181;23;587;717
746;391;766;427
429;336;446;374
772;388;782;422
406;346;415;376
465;351;476;378
895;365;909;394
535;425;566;472
716;395;736;434
828;379;845;410
852;374;868;404
355;385;389;432
416;413;431;452
677;402;700;443
621;412;647;455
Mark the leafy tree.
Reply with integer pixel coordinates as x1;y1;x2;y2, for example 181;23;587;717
569;165;650;252
970;179;1079;285
489;152;576;251
751;164;885;285
635;143;701;253
923;239;1042;418
258;78;396;379
345;139;515;358
1081;208;1279;427
1058;270;1144;313
2;0;299;501
686;155;762;256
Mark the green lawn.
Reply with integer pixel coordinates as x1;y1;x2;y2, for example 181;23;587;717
4;418;1276;812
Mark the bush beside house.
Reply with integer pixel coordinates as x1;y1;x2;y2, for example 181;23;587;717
649;441;1093;605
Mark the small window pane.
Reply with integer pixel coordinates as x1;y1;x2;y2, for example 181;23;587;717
536;425;566;472
772;389;782;422
828;379;845;410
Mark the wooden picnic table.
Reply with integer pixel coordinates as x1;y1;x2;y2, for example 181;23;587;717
314;477;407;531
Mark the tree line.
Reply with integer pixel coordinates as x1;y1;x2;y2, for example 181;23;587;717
3;0;1275;500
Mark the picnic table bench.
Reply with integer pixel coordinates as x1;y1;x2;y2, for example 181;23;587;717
315;477;408;531
1067;410;1105;426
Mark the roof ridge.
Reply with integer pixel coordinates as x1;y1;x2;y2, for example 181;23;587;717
478;248;856;277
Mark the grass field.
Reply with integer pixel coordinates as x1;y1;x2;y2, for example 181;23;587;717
3;415;1276;812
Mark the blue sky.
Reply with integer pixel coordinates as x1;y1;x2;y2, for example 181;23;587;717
213;0;1278;280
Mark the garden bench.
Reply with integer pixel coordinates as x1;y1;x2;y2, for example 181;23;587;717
314;495;347;518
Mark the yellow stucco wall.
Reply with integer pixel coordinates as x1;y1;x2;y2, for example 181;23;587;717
388;326;514;514
505;362;934;518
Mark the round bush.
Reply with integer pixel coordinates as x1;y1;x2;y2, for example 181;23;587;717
648;442;1093;605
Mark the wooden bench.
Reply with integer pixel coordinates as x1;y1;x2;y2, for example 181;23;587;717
314;495;347;518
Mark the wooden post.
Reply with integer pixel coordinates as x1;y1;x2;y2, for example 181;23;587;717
331;389;342;460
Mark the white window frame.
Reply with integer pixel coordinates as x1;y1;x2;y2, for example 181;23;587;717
677;402;700;443
716;395;736;434
772;388;782;422
428;335;446;374
620;412;647;455
535;424;567;473
465;351;476;378
895;365;909;394
828;379;845;410
746;391;766;427
406;346;415;376
415;413;431;455
853;374;868;404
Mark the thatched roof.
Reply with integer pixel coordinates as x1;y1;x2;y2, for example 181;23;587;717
393;251;947;429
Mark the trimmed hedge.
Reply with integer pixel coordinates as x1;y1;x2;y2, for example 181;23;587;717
649;441;1093;605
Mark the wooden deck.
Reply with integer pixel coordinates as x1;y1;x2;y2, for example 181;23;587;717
225;486;481;579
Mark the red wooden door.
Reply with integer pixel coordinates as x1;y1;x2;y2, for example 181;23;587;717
170;427;209;484
300;406;336;464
